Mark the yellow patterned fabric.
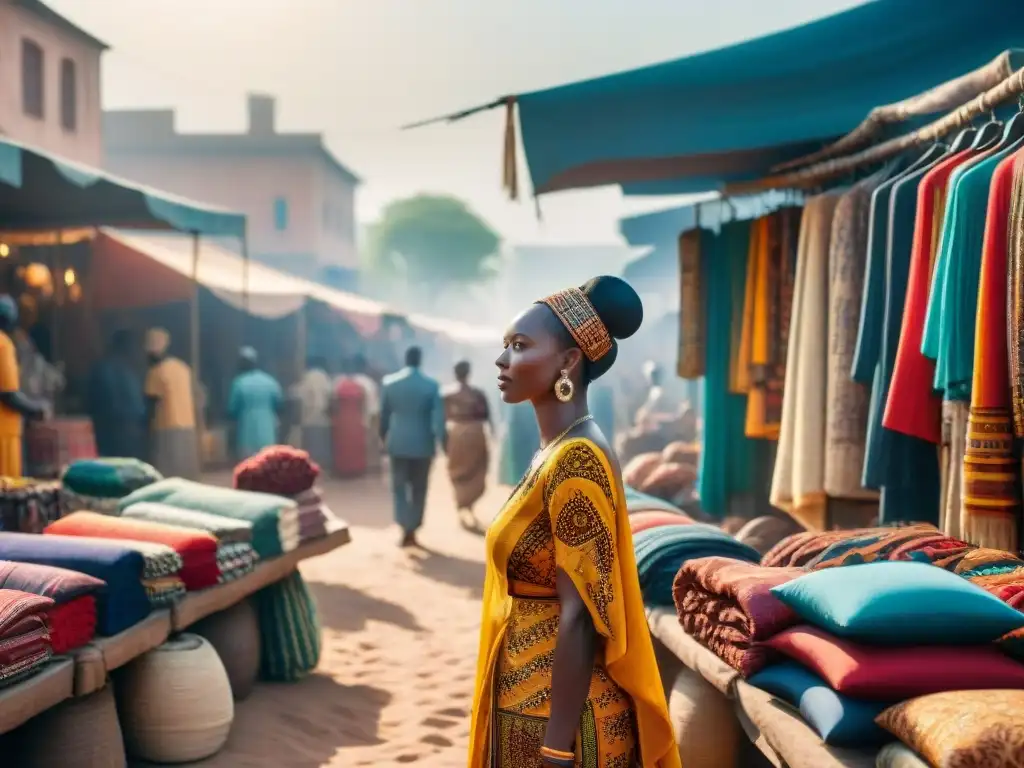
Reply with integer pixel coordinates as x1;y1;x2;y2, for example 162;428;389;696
877;690;1024;767
470;438;678;768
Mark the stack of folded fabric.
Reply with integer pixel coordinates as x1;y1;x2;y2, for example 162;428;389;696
762;524;938;568
0;560;104;653
743;561;1024;749
291;489;328;543
0;532;150;635
802;525;955;570
45;511;219;591
0;478;63;533
60;458;163;516
672;557;804;675
0;589;54;687
624;485;692;516
119;478;299;558
122;502;259;583
633;524;760;606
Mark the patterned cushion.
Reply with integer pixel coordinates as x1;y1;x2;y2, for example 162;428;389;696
876;690;1024;768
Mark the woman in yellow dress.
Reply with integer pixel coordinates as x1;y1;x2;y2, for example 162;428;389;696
470;276;679;768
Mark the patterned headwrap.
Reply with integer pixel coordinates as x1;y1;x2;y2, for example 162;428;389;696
539;287;613;362
0;295;17;325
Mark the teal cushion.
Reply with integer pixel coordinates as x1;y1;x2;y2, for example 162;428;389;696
748;662;892;748
770;561;1024;645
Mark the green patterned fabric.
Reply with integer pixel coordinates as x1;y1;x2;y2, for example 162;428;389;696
256;570;321;682
61;458;162;499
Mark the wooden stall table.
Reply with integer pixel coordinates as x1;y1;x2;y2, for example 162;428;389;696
0;659;74;734
69;610;172;697
646;607;878;768
171;521;351;631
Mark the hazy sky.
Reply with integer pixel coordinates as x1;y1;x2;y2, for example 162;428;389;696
50;0;862;245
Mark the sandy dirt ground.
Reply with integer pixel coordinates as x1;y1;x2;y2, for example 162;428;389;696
161;460;505;768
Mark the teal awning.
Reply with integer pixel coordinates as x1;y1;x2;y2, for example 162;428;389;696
424;0;1024;197
0;137;246;237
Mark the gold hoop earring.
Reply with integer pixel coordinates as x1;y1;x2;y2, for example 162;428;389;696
554;370;574;402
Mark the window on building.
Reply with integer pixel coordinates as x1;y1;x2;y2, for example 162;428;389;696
21;39;44;119
273;197;289;231
60;58;77;131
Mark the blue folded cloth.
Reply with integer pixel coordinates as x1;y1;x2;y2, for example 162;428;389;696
0;532;151;636
633;524;760;606
624;485;687;515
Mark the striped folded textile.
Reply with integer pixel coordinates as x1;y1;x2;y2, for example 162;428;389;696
217;542;258;583
256;571;320;682
293;488;327;543
143;576;186;607
119;479;299;558
0;589;54;688
111;540;183;580
121;502;254;545
45;512;219;590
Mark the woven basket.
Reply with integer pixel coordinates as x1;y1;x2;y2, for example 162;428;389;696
193;599;261;700
116;633;234;763
11;685;126;767
668;668;739;768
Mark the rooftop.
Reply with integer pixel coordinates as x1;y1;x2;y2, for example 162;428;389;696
15;0;109;50
103;94;360;185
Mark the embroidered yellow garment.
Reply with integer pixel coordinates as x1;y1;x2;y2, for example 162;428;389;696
469;438;679;768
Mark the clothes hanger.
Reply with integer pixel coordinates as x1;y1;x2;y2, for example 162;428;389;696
947;127;978;153
968;110;1003;151
991;96;1024;151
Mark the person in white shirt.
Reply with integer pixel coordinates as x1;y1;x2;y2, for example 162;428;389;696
290;356;333;468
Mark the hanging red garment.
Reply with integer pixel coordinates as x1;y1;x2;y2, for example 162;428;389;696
961;150;1023;550
884;151;975;443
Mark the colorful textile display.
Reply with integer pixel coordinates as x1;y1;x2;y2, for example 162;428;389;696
61;458;162;500
802;524;949;569
747;662;891;747
633;525;760;607
0;560;103;653
876;690;1024;768
0;532;150;635
671;557;803;676
771;561;1024;645
46;511;219;591
0;478;62;533
120;479;299;558
121;502;254;545
233;445;320;496
0;589;54;688
255;570;321;682
765;624;1024;698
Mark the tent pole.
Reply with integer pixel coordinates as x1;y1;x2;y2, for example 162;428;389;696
189;231;204;465
241;229;250;342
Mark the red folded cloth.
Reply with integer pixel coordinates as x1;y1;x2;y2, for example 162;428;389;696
672;557;804;676
45;511;220;590
0;589;53;682
46;595;97;654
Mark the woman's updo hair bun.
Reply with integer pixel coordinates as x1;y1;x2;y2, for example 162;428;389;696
579;275;643;382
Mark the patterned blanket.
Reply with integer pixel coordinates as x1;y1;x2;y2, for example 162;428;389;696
217;542;258;583
672;557;803;677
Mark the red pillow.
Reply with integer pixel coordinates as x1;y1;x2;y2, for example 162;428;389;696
763;624;1024;699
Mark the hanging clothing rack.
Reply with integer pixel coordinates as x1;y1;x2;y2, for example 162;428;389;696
769;51;1022;173
724;67;1024;195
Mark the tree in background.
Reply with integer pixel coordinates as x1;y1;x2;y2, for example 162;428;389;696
364;194;501;307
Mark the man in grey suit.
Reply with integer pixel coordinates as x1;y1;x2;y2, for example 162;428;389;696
380;346;447;547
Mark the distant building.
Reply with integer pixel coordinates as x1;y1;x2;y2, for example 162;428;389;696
103;94;361;290
0;0;107;166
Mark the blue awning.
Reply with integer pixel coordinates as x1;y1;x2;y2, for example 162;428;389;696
422;0;1024;197
0;137;246;237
